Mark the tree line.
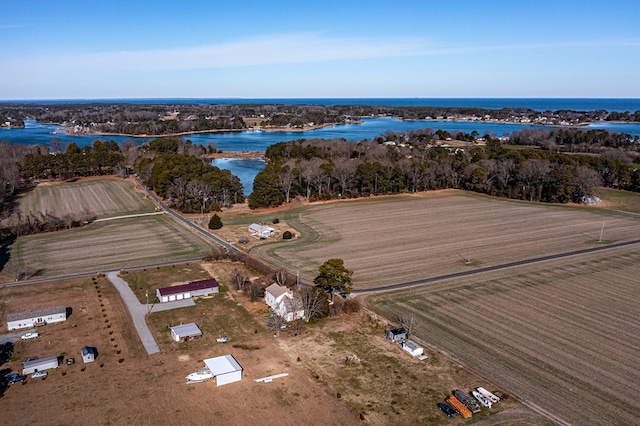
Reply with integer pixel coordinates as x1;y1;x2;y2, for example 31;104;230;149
248;128;640;209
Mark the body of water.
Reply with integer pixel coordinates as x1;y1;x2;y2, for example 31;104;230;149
2;99;639;196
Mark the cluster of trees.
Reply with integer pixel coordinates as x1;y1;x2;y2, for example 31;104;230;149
20;141;125;179
509;128;640;153
249;129;640;209
135;151;243;212
3;209;96;237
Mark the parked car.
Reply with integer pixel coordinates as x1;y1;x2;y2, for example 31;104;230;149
66;357;75;365
31;371;47;379
438;402;458;417
4;373;26;384
21;332;39;340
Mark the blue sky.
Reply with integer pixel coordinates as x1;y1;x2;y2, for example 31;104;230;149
1;0;639;99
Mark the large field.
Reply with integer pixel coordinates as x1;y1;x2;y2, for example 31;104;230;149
250;191;640;288
3;215;212;280
366;245;640;425
13;177;156;219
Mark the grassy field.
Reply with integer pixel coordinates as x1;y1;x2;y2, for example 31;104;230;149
365;245;640;426
250;191;640;288
15;177;155;219
3;215;212;280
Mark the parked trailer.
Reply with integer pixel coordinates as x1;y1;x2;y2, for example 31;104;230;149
446;395;473;419
453;389;481;413
477;387;501;404
22;356;59;375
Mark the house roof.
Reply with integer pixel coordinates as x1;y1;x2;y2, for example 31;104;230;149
203;355;242;376
388;327;406;335
170;323;202;337
81;346;95;356
402;340;422;351
265;283;289;300
157;278;218;297
23;355;59;368
7;305;66;322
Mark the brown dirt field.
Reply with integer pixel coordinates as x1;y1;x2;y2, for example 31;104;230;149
365;245;640;425
0;269;358;426
250;191;640;288
11;176;155;220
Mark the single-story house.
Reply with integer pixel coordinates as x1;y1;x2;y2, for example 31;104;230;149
81;346;96;363
7;305;67;331
22;355;59;375
156;278;219;303
203;355;243;386
249;223;276;239
401;340;424;357
264;283;304;322
170;323;202;342
386;327;406;342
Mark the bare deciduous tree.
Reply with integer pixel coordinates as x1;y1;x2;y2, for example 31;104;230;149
273;268;289;286
231;268;250;291
248;279;264;302
267;313;286;337
300;287;328;322
394;313;420;338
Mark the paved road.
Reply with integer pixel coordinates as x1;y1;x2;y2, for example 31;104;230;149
352;238;640;295
105;271;160;355
132;175;236;252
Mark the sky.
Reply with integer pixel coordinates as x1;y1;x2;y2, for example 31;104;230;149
1;0;639;100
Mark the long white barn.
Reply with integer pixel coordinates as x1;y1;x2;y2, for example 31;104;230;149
7;305;67;331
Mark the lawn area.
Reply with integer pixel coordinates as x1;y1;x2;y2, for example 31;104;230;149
365;244;640;426
3;215;213;280
596;187;640;214
250;190;640;289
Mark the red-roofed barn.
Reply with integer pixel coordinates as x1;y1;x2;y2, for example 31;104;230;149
156;278;219;303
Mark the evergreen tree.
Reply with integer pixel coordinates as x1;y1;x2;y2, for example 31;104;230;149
208;214;223;230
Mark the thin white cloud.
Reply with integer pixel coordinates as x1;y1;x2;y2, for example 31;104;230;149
6;33;430;76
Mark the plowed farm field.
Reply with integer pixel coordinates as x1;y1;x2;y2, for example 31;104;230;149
6;215;212;278
366;245;640;425
251;191;640;289
15;177;155;219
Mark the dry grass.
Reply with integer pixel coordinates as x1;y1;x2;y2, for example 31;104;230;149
14;177;155;219
0;268;358;425
4;215;212;280
251;191;640;288
365;245;640;426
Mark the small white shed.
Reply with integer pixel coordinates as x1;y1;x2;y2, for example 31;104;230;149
249;223;275;239
22;356;59;375
203;355;243;386
81;346;96;363
170;323;202;342
401;340;424;357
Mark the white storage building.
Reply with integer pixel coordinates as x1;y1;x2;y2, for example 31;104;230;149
170;323;202;342
7;305;67;330
401;340;424;357
156;278;219;303
81;346;96;363
22;355;59;375
249;223;276;239
203;355;243;386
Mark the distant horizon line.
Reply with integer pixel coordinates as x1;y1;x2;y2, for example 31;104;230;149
3;96;640;101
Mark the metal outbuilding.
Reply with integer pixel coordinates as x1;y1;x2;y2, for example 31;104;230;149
156;278;219;303
170;323;202;342
22;355;59;375
203;355;243;386
7;305;67;330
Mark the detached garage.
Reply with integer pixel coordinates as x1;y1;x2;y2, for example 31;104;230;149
156;279;219;303
170;323;202;342
203;355;243;386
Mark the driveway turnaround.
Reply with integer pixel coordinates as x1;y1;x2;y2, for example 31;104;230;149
106;272;160;355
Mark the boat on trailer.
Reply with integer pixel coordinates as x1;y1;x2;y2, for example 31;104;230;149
477;387;501;404
186;368;213;382
472;389;492;408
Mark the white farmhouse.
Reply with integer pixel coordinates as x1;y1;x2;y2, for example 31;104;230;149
264;283;304;322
